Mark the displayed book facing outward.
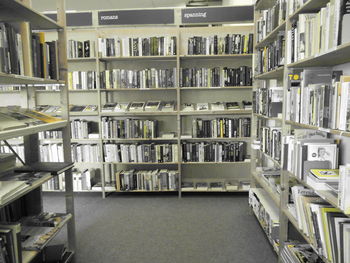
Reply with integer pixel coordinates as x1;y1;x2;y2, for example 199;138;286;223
179;66;252;87
115;169;179;191
186;33;254;55
181;101;251;112
98;36;177;57
100;68;176;89
68;39;95;58
101;101;175;113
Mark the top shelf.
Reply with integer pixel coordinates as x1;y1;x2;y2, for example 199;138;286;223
0;0;62;30
288;0;330;21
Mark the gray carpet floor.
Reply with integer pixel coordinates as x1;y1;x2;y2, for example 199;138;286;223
43;193;278;263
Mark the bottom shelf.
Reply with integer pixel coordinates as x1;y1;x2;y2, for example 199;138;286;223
22;251;74;263
21;213;73;263
283;208;331;263
251;210;279;254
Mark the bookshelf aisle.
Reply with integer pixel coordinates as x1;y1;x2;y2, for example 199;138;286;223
14;7;256;198
0;0;76;262
251;0;350;262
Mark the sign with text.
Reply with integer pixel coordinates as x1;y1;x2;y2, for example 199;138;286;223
181;6;254;24
98;9;174;25
45;12;93;27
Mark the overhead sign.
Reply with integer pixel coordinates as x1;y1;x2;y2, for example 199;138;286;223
181;6;254;24
98;9;174;25
45;12;93;27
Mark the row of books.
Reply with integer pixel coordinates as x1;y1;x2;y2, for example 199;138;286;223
192;118;251;138
115;169;178;191
68;71;97;90
103;143;178;163
182;101;252;111
98;36;177;57
182;180;250;191
67;40;95;58
248;188;280;250
187;34;253;55
179;66;252;87
0;23;24;75
43;169;98;192
70;119;98;139
256;0;286;43
286;69;350;131
32;33;58;79
289;185;350;263
287;2;343;64
39;143;101;163
100;68;176;90
253;82;283;118
256;32;285;75
101;118;158;139
101;101;175;113
284;130;338;181
260;126;282;162
181;142;246;162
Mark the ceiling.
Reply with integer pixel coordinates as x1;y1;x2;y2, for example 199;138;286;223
32;0;253;12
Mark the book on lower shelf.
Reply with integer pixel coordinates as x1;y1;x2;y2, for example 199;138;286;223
289;185;350;263
115;169;179;191
249;188;280;250
281;242;322;263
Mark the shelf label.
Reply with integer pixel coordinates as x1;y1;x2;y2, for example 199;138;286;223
45;12;93;27
181;6;254;24
98;9;174;25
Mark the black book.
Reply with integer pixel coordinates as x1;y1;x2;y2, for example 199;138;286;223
84;40;90;57
77;41;83;57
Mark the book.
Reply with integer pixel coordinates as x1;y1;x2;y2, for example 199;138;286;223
102;103;118;112
210;102;225;111
225;102;240;110
160;101;175;112
129;102;145;112
182;103;195;111
196;103;209;111
144;101;161;112
114;103;130;112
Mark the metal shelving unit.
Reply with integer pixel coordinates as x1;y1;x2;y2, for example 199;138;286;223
0;0;76;262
